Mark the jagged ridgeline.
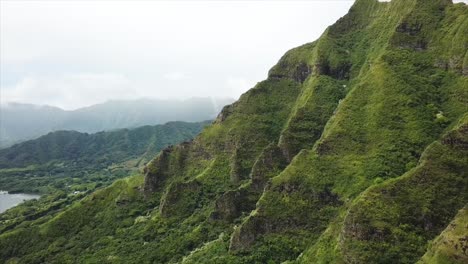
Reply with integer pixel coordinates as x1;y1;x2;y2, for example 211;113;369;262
0;0;467;263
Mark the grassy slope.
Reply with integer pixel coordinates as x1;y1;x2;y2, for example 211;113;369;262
338;115;468;263
0;0;466;263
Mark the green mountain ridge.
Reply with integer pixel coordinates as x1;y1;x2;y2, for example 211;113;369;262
0;0;467;263
0;121;210;194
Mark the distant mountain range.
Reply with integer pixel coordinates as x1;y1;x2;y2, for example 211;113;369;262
0;97;233;148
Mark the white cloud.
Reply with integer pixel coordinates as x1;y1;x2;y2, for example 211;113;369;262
1;0;466;110
163;72;187;81
0;1;354;109
2;73;137;110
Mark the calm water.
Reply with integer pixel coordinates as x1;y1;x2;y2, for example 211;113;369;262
0;191;40;213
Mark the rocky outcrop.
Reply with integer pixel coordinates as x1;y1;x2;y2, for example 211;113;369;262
293;63;313;83
229;147;243;184
159;180;202;218
434;55;468;75
143;146;174;196
442;123;468;150
396;22;423;37
392;0;450;51
314;60;352;80
210;144;288;223
418;207;468;264
210;188;255;222
250;144;287;191
229;182;341;253
268;58;314;84
229;216;270;252
214;102;238;124
393;23;428;51
142;140;196;198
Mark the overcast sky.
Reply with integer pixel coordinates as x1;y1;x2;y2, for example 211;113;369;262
1;0;466;110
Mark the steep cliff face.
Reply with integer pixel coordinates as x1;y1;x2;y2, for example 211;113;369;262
157;0;468;262
0;0;466;263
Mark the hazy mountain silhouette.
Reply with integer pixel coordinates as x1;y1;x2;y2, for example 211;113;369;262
0;97;233;148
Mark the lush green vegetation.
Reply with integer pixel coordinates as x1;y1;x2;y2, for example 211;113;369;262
0;121;208;239
0;0;467;263
0;121;209;194
417;207;468;264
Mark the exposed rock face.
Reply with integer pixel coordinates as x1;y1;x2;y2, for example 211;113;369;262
210;144;288;222
442;123;468;150
143;146;174;196
159;180;202;218
396;22;423;36
293;63;312;83
393;21;429;51
229;216;270;252
229;183;342;253
230;146;243;183
269;59;350;83
250;144;287;191
143;140;195;198
314;61;352;80
391;0;450;51
418;207;468;264
210;188;254;222
214;102;238;124
268;60;313;83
